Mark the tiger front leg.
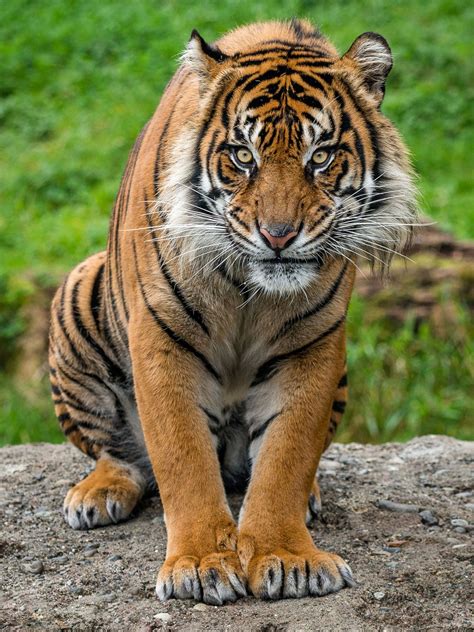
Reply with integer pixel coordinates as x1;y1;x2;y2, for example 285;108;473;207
239;326;355;600
129;318;246;605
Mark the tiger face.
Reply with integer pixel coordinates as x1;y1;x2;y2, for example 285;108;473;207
165;21;416;295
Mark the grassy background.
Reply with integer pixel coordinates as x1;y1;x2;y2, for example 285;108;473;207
1;0;473;445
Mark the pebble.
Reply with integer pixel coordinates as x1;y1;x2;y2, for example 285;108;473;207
386;561;399;570
383;546;401;553
107;554;122;562
450;518;468;528
373;591;385;600
192;603;210;612
34;509;53;521
455;491;472;499
68;585;84;595
129;586;143;596
52;555;69;565
54;479;74;488
22;560;44;574
453;527;466;534
377;500;420;514
419;509;439;526
97;593;116;603
83;549;98;557
465;503;474;512
84;543;100;551
154;613;171;622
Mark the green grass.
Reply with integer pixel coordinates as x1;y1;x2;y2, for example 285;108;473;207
342;295;473;443
0;0;473;445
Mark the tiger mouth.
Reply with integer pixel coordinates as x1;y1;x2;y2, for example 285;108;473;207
257;255;324;268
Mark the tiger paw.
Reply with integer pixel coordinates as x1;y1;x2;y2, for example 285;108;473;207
156;551;247;605
63;460;144;529
242;544;354;600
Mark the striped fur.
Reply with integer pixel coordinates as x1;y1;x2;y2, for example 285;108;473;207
49;19;416;603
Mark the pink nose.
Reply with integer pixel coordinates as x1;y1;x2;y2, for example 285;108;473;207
259;224;298;251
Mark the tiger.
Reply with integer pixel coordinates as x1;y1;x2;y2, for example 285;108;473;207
48;18;416;604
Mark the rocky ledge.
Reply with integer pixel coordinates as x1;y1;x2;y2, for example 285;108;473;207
0;436;472;631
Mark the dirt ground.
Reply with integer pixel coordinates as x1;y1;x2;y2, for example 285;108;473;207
0;436;472;631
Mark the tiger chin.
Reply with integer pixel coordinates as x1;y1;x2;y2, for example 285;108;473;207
49;19;417;604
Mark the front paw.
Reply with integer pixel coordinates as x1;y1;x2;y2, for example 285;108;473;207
242;545;354;600
156;551;247;605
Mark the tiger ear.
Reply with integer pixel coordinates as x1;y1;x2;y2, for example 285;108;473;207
183;30;229;88
342;32;393;106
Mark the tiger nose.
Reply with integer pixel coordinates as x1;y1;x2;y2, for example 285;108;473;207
259;223;298;251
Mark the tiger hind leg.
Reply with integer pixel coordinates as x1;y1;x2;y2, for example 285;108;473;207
306;367;348;525
49;254;147;529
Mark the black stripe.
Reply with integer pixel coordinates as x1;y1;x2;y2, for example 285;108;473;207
60;384;114;419
70;279;128;385
144;195;210;335
201;407;222;429
249;411;281;442
338;373;348;388
154;111;173;198
252;315;346;386
132;240;221;382
58;412;70;423
272;263;348;342
54;344;119;400
332;400;346;414
90;262;105;335
67;416;108;433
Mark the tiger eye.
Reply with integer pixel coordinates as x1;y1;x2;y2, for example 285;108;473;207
311;149;330;165
235;148;254;164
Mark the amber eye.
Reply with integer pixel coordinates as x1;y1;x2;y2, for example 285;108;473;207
233;147;254;166
311;149;331;166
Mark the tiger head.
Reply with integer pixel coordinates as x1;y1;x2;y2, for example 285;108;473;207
164;19;417;295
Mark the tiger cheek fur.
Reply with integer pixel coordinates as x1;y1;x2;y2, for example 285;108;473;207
48;18;416;603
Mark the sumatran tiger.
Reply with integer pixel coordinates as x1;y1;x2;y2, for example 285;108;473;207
49;19;417;604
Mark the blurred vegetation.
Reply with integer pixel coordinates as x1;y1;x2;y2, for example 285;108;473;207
0;0;473;445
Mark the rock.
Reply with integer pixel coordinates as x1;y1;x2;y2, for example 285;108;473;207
383;546;401;553
1;436;472;630
154;613;171;622
373;591;385;600
419;510;439;526
453;527;466;534
22;560;44;574
377;500;420;513
465;503;474;512
450;518;468;528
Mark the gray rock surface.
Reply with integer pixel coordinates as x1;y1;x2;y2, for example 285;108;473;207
0;436;472;631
